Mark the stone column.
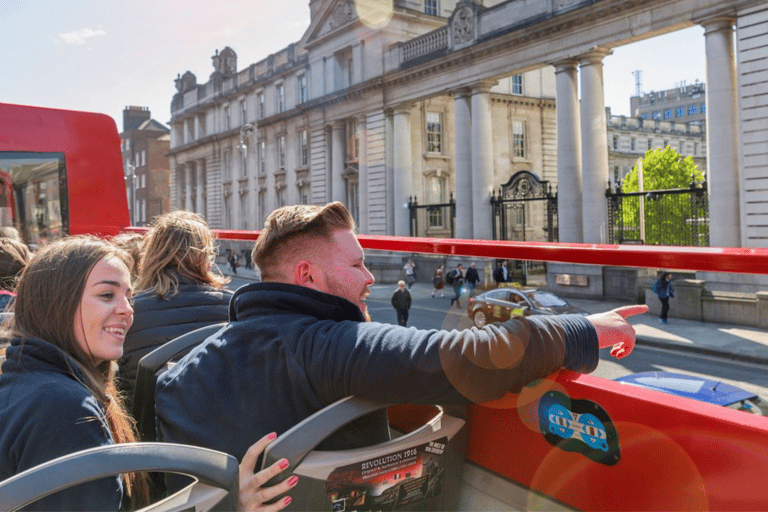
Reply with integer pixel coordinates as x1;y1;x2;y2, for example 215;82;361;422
702;17;740;247
197;159;206;218
385;110;395;236
579;48;612;243
453;88;473;239
471;81;496;241
554;59;583;243
357;115;369;234
392;105;413;237
331;121;346;204
184;163;194;212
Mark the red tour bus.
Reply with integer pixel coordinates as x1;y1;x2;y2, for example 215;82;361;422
2;102;768;511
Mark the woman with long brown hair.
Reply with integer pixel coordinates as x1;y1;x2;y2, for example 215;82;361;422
0;236;297;510
117;211;233;412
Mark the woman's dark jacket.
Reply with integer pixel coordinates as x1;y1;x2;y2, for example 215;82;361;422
117;282;233;412
0;337;123;510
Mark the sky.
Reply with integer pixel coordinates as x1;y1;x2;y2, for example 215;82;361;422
1;0;707;129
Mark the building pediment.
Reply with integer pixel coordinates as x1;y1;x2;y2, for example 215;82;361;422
301;0;358;48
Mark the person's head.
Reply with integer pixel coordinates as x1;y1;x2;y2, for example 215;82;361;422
110;232;144;279
470;262;476;269
663;272;673;281
0;226;21;242
397;280;406;290
502;260;508;267
457;264;463;270
0;237;30;292
253;202;375;315
136;210;227;298
12;236;133;369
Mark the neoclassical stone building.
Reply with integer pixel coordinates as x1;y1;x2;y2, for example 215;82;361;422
168;0;556;242
168;0;767;249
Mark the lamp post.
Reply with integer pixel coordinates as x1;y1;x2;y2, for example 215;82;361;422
238;123;255;159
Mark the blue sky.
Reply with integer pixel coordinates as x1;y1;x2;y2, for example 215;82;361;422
1;0;706;128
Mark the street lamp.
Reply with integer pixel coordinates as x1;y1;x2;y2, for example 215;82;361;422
238;123;255;159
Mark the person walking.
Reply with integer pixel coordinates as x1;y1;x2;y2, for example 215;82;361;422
391;280;412;327
432;264;445;298
653;272;674;324
465;262;480;297
448;263;464;308
403;259;416;289
493;260;511;284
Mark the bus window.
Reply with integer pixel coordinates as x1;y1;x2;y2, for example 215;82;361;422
0;152;68;249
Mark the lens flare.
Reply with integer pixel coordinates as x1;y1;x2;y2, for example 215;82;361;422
355;0;393;30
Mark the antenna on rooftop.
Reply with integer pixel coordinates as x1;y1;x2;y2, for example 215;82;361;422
632;70;643;97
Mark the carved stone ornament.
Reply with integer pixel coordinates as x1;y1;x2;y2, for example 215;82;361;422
452;5;474;45
329;0;356;30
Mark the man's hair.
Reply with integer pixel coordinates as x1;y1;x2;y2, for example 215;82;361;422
253;202;355;280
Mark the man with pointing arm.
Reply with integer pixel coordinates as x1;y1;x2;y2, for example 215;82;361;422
157;202;647;463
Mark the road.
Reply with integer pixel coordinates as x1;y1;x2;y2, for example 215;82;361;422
226;278;768;402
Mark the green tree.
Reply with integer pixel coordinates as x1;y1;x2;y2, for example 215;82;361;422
615;146;707;246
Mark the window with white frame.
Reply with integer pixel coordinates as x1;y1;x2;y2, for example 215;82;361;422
346;179;359;227
512;74;523;95
224;105;231;130
258;92;265;119
630;137;636;151
299;130;308;167
426;112;442;154
347;119;359;161
512;120;526;158
277;84;285;113
298;75;308;104
276;186;286;208
258;190;266;227
425;0;438;15
299;182;310;205
612;135;618;150
239;192;247;230
278;135;286;170
259;141;266;175
141;150;146;166
240;99;247;125
427;174;447;228
223;149;232;181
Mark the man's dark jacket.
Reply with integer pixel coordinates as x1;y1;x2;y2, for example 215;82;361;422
391;288;411;311
465;267;480;286
117;282;233;412
493;265;508;283
156;282;598;463
0;337;123;510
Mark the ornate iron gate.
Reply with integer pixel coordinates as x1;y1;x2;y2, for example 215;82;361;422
491;171;558;242
606;179;709;246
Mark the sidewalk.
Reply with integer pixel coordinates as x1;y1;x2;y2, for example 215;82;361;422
220;268;768;365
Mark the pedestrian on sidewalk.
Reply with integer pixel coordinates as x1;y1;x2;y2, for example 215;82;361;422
391;280;412;327
432;264;445;298
403;259;417;288
448;263;464;308
228;251;239;275
653;272;674;324
465;262;480;297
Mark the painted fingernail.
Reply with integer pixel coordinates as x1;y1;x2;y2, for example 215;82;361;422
268;432;277;440
279;459;289;470
287;475;299;486
283;496;292;506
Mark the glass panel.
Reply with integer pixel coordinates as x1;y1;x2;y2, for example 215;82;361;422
0;152;68;248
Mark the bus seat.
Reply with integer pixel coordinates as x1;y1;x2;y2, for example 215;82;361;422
0;442;239;512
261;396;466;511
134;323;226;442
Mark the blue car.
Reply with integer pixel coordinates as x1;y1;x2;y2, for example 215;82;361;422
615;371;768;417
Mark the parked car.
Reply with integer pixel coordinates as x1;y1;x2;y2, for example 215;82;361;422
466;287;588;328
615;371;768;417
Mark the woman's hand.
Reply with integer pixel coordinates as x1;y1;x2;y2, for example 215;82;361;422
238;432;298;511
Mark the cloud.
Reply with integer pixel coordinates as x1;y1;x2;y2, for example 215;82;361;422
56;28;107;45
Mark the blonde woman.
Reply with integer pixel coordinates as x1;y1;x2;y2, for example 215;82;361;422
117;211;233;413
